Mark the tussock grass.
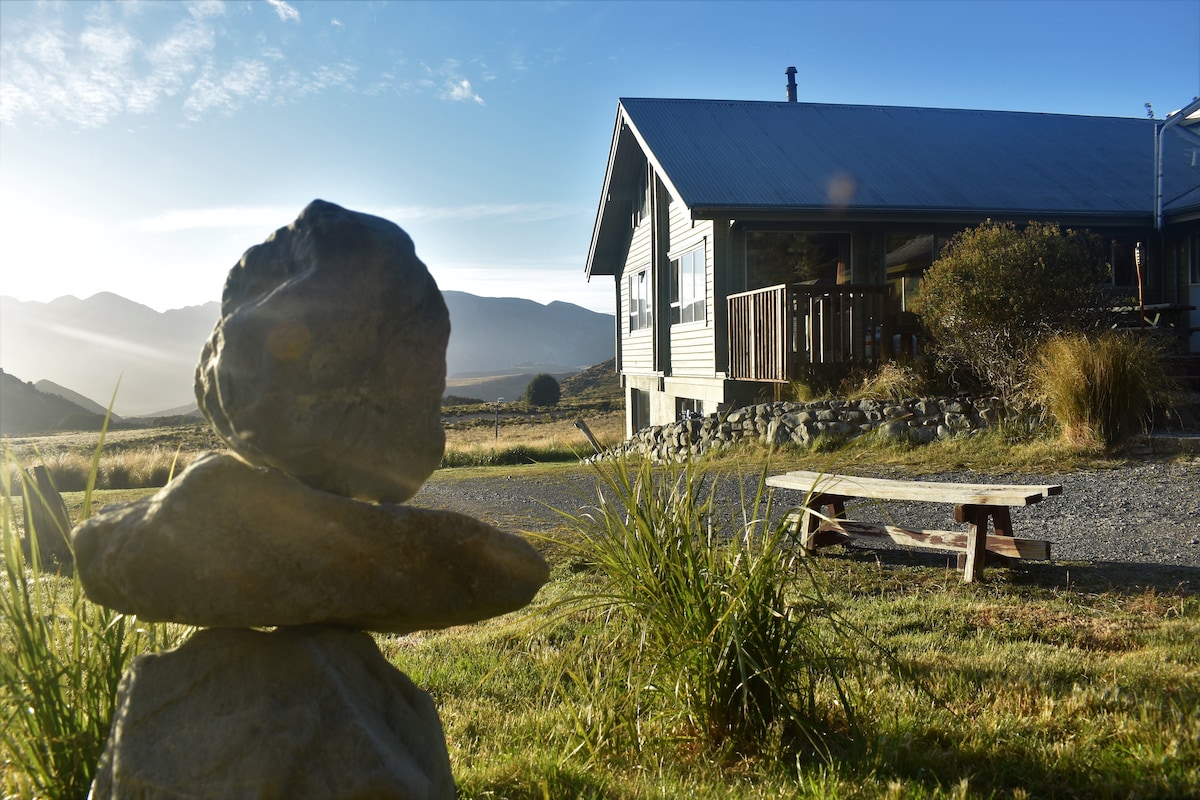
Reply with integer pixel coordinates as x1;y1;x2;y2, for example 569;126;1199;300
442;410;625;467
0;430;188;798
1032;332;1177;450
532;457;901;763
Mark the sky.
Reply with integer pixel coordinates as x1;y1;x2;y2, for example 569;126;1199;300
1;0;1198;315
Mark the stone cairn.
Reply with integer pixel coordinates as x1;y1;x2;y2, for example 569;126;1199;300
72;200;549;799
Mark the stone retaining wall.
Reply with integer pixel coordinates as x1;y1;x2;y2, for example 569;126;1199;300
591;396;1012;464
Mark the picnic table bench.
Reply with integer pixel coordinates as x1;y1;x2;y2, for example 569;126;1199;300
766;471;1063;582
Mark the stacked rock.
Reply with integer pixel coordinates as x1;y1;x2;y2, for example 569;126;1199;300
72;201;549;799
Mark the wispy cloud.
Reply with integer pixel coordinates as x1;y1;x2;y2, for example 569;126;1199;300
265;0;301;24
375;203;575;224
0;3;493;128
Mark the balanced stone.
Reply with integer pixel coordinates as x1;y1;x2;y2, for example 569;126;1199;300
195;199;449;503
72;452;549;633
89;626;456;800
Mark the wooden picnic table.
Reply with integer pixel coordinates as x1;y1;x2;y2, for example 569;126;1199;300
766;471;1063;582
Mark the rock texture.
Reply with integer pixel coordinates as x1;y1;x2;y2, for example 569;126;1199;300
590;396;1014;464
73;201;548;799
89;626;456;800
74;451;549;633
196;199;449;504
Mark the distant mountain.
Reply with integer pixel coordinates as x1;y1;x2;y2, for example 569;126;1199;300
0;291;614;417
34;380;123;422
0;370;111;435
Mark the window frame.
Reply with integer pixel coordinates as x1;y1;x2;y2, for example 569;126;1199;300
669;243;707;326
627;267;652;332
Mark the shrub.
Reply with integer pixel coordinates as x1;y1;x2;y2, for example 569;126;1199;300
541;457;882;760
523;373;561;408
1031;331;1177;449
913;220;1113;398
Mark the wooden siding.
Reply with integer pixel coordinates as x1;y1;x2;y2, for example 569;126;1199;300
621;222;655;371
667;209;715;376
727;284;890;382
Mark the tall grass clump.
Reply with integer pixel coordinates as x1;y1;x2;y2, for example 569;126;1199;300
0;430;186;798
1032;331;1176;449
542;456;881;763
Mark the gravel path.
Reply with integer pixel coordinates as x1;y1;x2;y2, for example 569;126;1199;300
413;458;1200;590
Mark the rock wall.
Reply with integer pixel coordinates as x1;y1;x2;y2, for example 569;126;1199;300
594;396;1013;464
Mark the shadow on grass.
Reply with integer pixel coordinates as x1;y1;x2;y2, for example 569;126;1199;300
821;543;1199;596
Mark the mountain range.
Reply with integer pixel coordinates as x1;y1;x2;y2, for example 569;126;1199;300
0;291;614;417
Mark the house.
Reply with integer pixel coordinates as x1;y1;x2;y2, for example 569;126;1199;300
584;82;1200;436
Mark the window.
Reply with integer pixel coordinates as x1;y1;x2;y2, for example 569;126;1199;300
631;389;651;432
628;268;652;332
885;233;949;311
1107;238;1154;288
670;245;706;325
632;164;651;228
745;231;850;290
1190;234;1200;285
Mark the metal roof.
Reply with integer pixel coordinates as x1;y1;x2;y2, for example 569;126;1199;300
621;98;1154;216
586;98;1200;278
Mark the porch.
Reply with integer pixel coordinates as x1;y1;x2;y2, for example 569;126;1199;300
727;283;920;383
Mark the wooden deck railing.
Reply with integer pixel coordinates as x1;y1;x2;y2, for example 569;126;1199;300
727;283;899;382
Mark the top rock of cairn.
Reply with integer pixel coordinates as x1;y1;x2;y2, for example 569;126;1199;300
195;199;449;503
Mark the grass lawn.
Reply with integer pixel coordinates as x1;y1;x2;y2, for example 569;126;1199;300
2;431;1197;799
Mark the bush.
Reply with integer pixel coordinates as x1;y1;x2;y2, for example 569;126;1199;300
523;373;561;407
913;220;1113;398
1031;332;1177;450
541;457;885;760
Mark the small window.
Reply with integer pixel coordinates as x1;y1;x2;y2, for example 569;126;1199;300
632;164;651;228
670;245;706;325
628;268;652;332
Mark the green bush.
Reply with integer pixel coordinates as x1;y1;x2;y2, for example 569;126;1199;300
1032;331;1176;450
914;220;1113;398
541;457;885;760
523;373;561;408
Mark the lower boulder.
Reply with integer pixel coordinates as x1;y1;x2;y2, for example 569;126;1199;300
89;626;455;800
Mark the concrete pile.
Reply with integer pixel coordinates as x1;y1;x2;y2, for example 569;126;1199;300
72;201;549;799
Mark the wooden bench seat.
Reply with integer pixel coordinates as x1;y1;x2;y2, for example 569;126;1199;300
767;470;1062;582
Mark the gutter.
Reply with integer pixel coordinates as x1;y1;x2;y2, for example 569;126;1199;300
1156;97;1200;232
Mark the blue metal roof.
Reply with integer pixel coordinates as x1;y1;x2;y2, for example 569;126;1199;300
619;98;1156;217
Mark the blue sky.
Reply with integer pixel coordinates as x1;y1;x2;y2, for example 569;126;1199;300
1;0;1198;314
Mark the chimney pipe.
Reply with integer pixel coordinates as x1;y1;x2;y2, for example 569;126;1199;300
785;66;797;102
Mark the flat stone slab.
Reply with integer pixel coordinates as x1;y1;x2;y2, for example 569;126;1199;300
73;452;549;633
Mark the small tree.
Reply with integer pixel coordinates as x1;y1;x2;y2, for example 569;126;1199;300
523;373;561;407
913;220;1112;398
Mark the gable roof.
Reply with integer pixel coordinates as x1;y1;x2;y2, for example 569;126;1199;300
587;98;1190;278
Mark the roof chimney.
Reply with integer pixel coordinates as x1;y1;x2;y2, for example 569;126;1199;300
785;66;797;102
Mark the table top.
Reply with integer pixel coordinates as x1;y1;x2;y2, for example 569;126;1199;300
767;470;1063;507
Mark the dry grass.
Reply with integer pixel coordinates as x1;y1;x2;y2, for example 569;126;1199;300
444;410;625;455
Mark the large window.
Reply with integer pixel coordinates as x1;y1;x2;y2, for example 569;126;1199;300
670;245;706;325
745;231;850;290
885;233;949;311
628;268;652;332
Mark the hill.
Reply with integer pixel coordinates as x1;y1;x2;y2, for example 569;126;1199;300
0;370;114;435
0;292;614;417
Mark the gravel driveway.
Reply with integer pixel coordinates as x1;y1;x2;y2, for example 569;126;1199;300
412;458;1200;592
